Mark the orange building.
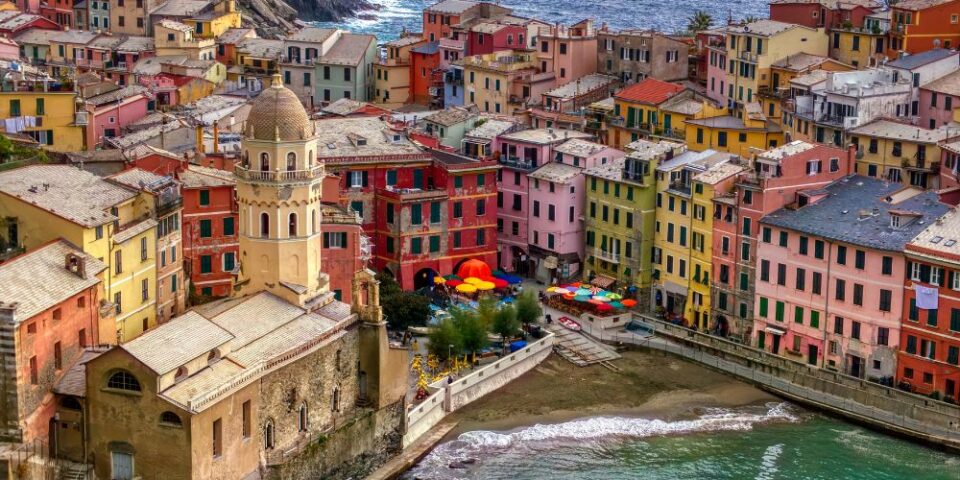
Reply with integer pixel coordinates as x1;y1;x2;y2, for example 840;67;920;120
889;0;960;55
411;41;442;105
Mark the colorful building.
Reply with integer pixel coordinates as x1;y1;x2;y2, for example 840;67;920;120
757;53;852;123
459;50;550;115
373;35;426;107
828;13;890;69
597;27;689;83
608;78;685;149
711;141;856;342
0;240;108;443
755;176;947;377
494;128;592;275
889;0;960;55
898;208;960;400
848;119;950;189
534;19;598;85
769;0;881;30
0;80;87;151
584;140;685;307
684;109;784;155
0;165;159;342
178;164;238;299
919;69;960;129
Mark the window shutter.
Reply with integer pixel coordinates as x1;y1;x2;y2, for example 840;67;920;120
361;171;369;186
340;232;347;246
323;233;330;248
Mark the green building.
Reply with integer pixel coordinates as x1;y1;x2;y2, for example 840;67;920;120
583;139;685;309
313;33;378;103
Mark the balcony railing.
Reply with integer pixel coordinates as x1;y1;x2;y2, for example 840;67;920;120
594;248;620;264
234;165;324;182
500;156;537;171
738;50;758;63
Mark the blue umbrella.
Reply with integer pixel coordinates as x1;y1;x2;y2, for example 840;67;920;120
609;301;624;309
574;295;591;302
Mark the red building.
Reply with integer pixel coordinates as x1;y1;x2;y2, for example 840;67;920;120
410;41;442;106
0;240;110;443
0;11;60;36
889;0;960;54
178;165;239;299
40;0;75;30
769;0;881;29
468;22;527;56
898;211;960;402
320;175;366;303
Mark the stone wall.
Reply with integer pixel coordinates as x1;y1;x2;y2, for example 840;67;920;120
607;315;960;451
402;333;555;447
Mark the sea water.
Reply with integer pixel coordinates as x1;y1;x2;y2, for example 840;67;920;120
311;0;769;41
403;403;960;479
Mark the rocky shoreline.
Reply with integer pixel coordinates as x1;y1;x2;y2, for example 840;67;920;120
237;0;380;38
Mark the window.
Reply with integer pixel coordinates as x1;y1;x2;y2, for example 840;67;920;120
799;236;808;255
264;420;275;450
114;250;122;274
759;297;768;317
834;316;844;335
928;308;938;326
762;227;771;243
777;263;786;286
288;213;297;236
882;256;893;275
778;231;788;247
411;204;422;225
199;219;212;238
760;259;770;282
29;357;37;385
323;232;347;248
411;238;422;254
298;403;308;432
814;240;824;259
879;289;892;312
837;245;846;265
260;213;270;237
835;279;846;301
853;283;863;306
877;327;889;346
223;217;235;236
141;279;149;302
106;370;141;392
851;320;861;340
796;268;806;291
160;411;182;427
855;249;865;269
242;401;251;438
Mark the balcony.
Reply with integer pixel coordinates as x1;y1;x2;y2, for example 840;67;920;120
234;165;324;182
902;156;938;172
622;170;648;185
758;85;789;99
104;61;129;71
667;180;691;196
74;111;88;126
738;50;758;63
500;156;537;171
379;185;447;201
594;248;620;264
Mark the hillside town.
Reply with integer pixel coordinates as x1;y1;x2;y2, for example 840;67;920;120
0;0;958;477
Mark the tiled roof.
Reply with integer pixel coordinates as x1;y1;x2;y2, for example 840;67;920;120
321;34;374;66
157;20;193;33
499;128;592;145
0;165;136;227
113;218;158;244
238;38;283;58
53;348;108;397
693;162;745;185
315;117;424;160
921;69;960;96
286;27;336;43
217;28;255;45
426;0;477;14
464;118;517;140
553;138;609;157
894;0;956;10
660;95;702;115
791;69;829;87
122;311;234;374
771;53;833;72
423;105;479;126
758;140;816;161
848;119;951;143
85;85;150;107
761;175;949;251
684;115;783;132
727;19;804;36
544;73;618;100
908;208;960;260
115;36;155;53
614;78;684;105
888;49;958;70
179;165;235;188
528;161;582;183
656;148;721;172
108;168;169;190
52;30;99;45
410;41;440;55
13;28;60;45
386;35;424;48
583;157;626;182
0;240;107;324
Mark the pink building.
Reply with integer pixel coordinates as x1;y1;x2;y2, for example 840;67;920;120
85;85;152;150
919;69;960;129
712;141;856;341
754;176;947;379
0;37;18;61
535;19;598;85
495;128;592;275
526;138;624;283
705;36;727;105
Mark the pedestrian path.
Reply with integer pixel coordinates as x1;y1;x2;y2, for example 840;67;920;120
544;322;620;366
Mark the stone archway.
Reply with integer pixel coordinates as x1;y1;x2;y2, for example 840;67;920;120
413;268;439;291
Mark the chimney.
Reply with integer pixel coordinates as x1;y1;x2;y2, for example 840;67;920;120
0;301;18;324
65;253;86;278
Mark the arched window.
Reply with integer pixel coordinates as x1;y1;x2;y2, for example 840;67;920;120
286;152;296;171
159;411;183;427
288;213;297;237
308;150;314;167
60;396;82;410
242;150;249;168
259;152;270;171
263;420;275;450
207;349;220;365
311;209;318;234
260;212;270;238
297;403;307;432
106;370;141;392
174;366;188;382
332;387;340;412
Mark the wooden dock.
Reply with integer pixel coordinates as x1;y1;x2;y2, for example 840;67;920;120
545;324;621;366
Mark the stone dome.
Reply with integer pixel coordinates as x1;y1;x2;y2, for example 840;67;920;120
246;74;313;142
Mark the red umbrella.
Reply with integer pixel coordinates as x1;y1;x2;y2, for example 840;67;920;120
446;279;464;287
491;278;509;289
596;303;613;312
457;259;492;279
621;299;638;308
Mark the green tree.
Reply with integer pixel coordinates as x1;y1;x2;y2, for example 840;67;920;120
453;308;488;362
475;295;499;329
687;11;713;34
490;304;520;354
741;15;760;24
428;317;462;360
377;272;431;330
514;290;542;327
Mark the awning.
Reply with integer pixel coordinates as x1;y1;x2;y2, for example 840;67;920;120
543;256;559;269
591;275;616;289
765;326;786;335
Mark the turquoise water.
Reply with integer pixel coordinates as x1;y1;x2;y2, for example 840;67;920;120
404;403;960;479
312;0;769;41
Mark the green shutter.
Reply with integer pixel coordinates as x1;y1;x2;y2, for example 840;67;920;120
810;310;820;328
35;98;44;115
200;255;212;273
775;301;785;321
387;170;397;185
454;176;463;188
951;308;960;332
411;237;422;254
199;190;210;206
199;219;212;238
223;217;234;236
794;306;803;324
928;308;938;326
430;202;440;223
910;298;918;321
411;204;422;225
477;173;485;186
759;297;768;317
429;235;440;252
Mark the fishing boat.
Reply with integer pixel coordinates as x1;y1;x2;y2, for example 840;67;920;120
557;316;581;332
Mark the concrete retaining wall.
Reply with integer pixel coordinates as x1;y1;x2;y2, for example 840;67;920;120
402;333;555;447
608;315;960;451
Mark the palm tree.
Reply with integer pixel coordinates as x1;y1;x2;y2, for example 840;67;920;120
687;11;713;34
741;15;761;24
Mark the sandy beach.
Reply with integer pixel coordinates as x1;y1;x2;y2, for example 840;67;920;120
446;346;780;436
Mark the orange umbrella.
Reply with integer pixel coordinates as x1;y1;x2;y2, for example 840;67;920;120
457;259;492;279
622;299;638;308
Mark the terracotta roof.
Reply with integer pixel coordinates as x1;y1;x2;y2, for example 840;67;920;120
614;78;684;105
894;0;956;10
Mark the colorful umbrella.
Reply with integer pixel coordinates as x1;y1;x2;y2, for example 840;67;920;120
444;274;462;281
589;286;602;294
609;301;625;309
476;281;496;291
588;299;603;305
491;278;509;289
447;279;464;287
593;295;610;302
563;293;576;300
456;283;478;293
621;299;638;307
596;303;613;312
546;286;561;292
574;295;591;302
434;276;446;285
575;288;592;296
607;293;623;300
457;259;492;279
463;277;483;285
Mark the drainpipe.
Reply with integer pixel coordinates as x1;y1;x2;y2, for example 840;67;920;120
821;241;833;369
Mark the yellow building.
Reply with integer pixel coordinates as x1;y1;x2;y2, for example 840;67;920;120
688;162;744;330
154;19;216;60
829;21;888;69
374;36;425;107
0;89;86;152
653;148;729;323
848;119;949;189
609;78;726;149
461;51;550;115
183;0;242;39
724;20;828;113
684;105;784;155
0;165;158;342
757;53;852;124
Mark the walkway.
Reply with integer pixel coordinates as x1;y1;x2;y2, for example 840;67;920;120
366;421;458;480
544;322;620;367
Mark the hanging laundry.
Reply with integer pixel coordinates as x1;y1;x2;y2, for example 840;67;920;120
914;284;939;310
